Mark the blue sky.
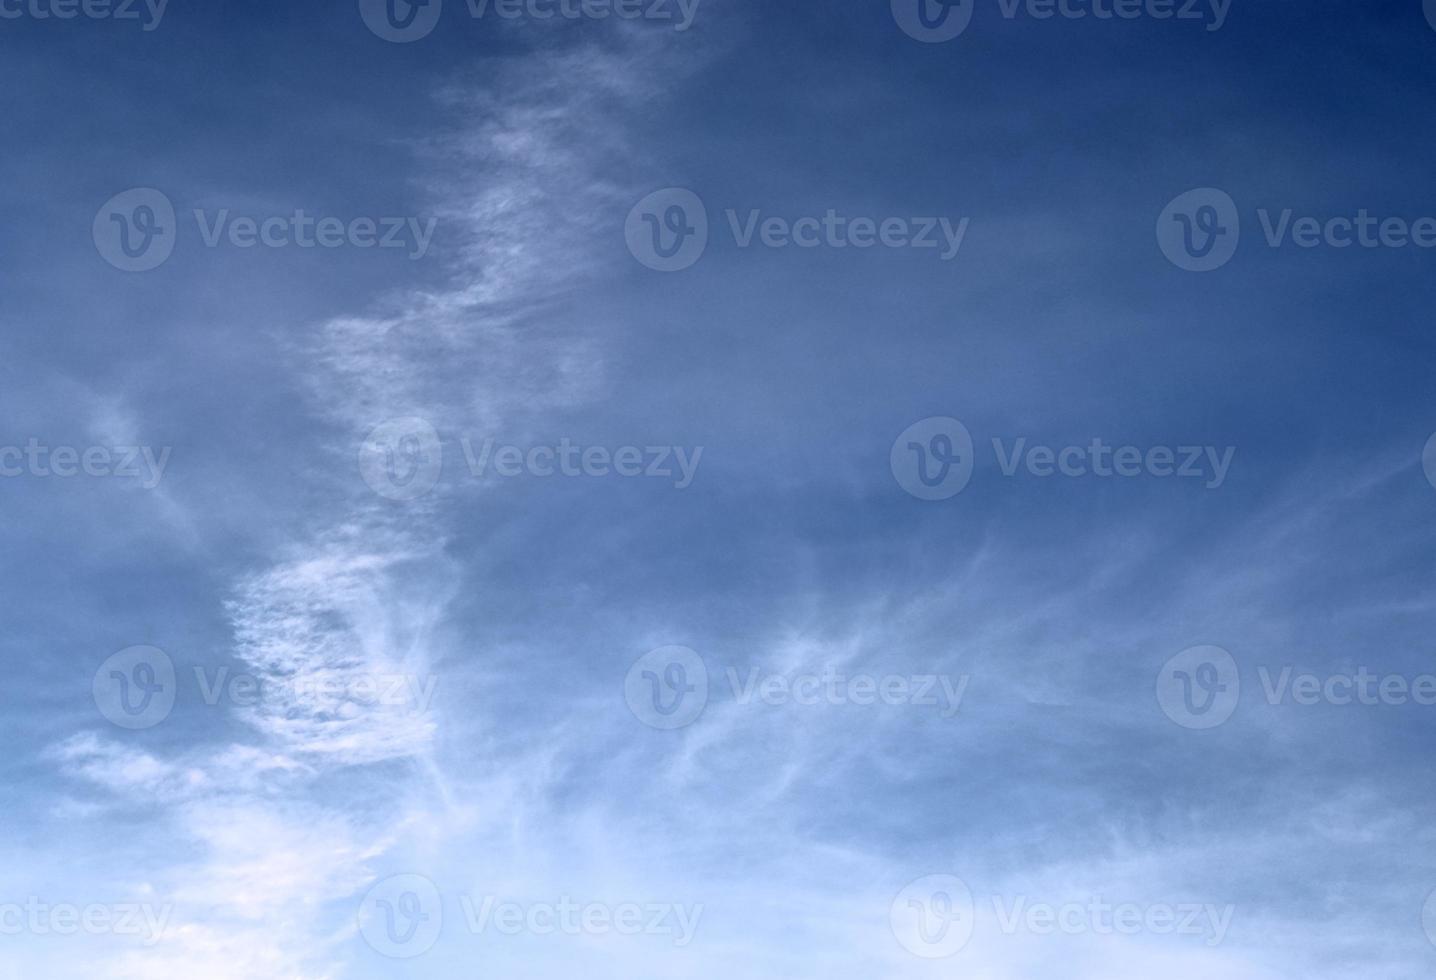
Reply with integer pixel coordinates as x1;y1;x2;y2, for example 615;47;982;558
3;0;1436;977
